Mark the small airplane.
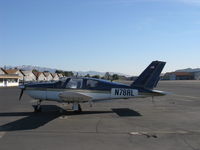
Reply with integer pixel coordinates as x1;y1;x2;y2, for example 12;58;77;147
19;61;167;112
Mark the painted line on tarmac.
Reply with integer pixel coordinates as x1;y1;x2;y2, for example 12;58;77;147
59;116;69;119
0;132;6;138
130;130;188;136
173;94;200;100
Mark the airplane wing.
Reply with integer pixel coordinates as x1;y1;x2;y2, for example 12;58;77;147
58;91;92;102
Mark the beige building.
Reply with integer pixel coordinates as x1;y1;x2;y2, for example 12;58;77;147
33;72;46;82
163;72;194;80
58;73;64;78
22;70;37;82
44;72;53;81
0;68;20;87
52;73;59;81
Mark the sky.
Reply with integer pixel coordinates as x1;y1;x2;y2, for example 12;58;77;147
0;0;200;75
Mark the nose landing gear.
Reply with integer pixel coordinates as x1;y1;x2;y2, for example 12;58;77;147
33;100;42;113
72;103;82;112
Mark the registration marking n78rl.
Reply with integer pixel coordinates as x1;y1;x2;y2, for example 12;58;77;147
111;88;138;97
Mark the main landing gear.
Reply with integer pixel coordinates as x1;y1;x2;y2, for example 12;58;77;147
72;103;82;113
33;100;42;113
32;101;82;113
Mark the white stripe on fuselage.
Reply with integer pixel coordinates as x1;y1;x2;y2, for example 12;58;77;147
25;88;146;103
25;89;111;102
25;90;62;102
78;92;111;101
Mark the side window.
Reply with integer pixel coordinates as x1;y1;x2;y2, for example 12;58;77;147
65;79;83;89
86;80;98;88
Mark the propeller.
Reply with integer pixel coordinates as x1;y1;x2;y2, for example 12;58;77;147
19;88;24;101
19;77;25;101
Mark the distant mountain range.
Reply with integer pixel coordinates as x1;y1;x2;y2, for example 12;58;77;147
4;65;57;73
3;65;130;77
175;68;200;72
73;71;129;77
3;65;200;76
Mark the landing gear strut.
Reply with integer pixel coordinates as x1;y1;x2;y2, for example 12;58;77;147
78;104;82;112
72;103;82;112
33;100;42;112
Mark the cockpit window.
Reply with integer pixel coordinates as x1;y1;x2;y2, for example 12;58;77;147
86;80;98;88
65;78;83;89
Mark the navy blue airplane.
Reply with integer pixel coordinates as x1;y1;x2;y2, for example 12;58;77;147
19;61;166;112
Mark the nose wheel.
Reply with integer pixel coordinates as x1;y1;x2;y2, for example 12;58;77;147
33;100;42;113
78;104;82;112
72;103;82;112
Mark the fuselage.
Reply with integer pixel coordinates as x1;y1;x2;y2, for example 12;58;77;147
22;77;165;103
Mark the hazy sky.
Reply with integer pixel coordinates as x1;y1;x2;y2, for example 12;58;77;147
0;0;200;75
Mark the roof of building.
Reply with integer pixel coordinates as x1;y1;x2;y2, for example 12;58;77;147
33;72;45;78
0;68;7;74
22;70;32;73
5;69;25;76
5;69;18;74
43;72;53;77
21;70;37;78
52;73;58;78
58;73;63;77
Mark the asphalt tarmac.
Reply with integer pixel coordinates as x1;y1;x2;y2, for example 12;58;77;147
0;81;200;150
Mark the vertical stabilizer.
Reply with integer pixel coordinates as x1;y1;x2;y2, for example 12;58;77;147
131;61;166;89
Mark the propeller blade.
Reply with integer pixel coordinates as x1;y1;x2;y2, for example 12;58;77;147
19;89;24;101
19;84;25;101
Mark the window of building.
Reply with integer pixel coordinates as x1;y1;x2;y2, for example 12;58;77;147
0;79;3;83
7;79;12;83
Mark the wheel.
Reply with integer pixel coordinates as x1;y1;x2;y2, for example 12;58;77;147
74;104;82;113
33;105;42;113
78;104;82;112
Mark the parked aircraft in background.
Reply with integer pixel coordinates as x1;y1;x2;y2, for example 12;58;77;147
19;61;166;112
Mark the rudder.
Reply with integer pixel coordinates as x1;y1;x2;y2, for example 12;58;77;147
131;61;166;89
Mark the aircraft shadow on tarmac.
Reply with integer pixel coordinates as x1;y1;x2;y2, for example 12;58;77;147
112;108;142;117
0;105;141;131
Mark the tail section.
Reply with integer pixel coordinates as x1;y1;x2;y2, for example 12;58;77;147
131;61;166;89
